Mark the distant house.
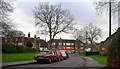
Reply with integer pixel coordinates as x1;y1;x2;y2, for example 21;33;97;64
90;44;99;52
99;38;109;56
99;28;120;56
2;32;47;50
47;38;84;53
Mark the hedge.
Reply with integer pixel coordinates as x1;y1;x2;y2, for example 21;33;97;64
108;28;120;68
85;52;99;56
2;44;36;53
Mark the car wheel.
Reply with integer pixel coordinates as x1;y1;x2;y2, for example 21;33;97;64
37;60;41;64
48;59;52;63
57;57;60;61
58;58;61;61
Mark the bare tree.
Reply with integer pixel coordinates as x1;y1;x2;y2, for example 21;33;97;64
82;23;102;45
71;28;84;41
33;3;75;48
0;0;14;37
94;0;120;33
94;0;119;15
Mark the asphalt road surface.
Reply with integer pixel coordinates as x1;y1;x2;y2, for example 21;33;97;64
2;56;86;69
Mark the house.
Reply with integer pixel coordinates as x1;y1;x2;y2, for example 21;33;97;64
99;28;120;56
2;32;47;50
99;38;109;56
47;38;85;53
90;44;99;52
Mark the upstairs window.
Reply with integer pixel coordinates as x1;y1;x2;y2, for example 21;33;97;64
71;43;74;46
66;43;70;46
59;43;62;45
52;42;56;46
63;43;66;45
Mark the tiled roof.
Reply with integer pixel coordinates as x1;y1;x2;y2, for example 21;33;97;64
47;39;84;44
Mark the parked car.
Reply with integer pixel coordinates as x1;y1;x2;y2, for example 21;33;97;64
59;50;69;59
34;50;58;63
53;50;63;60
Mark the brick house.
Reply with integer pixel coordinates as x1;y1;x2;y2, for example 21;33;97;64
99;28;120;56
91;44;99;52
2;32;47;50
47;38;85;53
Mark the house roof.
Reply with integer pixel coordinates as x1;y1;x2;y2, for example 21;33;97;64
40;39;47;47
100;27;120;43
47;39;84;44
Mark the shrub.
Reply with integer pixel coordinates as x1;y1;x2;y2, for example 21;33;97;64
26;41;33;48
108;29;120;68
85;52;99;56
2;44;36;53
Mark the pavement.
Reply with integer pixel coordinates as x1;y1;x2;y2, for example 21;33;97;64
2;60;36;67
2;56;106;68
84;57;106;67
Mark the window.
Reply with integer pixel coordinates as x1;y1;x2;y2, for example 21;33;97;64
63;43;66;45
81;43;83;46
71;43;74;46
18;43;22;45
102;48;105;50
59;43;62;45
66;43;70;46
81;47;83;49
52;42;56;45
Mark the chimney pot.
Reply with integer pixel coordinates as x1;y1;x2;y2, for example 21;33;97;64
28;32;30;37
34;35;36;38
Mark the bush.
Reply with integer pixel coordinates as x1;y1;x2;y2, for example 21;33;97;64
108;29;120;68
26;41;33;48
85;52;99;56
2;44;36;53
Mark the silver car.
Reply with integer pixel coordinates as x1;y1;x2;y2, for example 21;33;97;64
59;50;69;59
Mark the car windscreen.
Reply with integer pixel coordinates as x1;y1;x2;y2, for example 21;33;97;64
60;51;66;56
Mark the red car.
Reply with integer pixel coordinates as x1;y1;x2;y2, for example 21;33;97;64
34;50;58;63
53;50;63;60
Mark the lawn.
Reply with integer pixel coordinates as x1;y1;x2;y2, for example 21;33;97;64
88;55;107;65
72;53;85;57
2;53;35;63
72;53;107;65
0;53;2;63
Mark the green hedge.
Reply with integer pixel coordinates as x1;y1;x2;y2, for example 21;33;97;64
2;44;36;53
108;29;120;68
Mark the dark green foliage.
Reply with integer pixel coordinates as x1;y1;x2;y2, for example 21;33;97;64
108;29;120;68
85;52;99;56
35;48;40;52
26;41;33;48
2;44;36;53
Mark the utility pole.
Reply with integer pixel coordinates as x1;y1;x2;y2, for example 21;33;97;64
109;0;111;40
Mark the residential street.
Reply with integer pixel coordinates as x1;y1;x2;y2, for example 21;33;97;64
2;56;86;69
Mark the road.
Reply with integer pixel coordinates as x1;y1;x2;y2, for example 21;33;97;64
2;56;86;69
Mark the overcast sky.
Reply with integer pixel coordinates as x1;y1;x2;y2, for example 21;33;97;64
11;0;119;42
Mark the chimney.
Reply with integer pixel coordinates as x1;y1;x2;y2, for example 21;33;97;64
28;32;30;37
34;35;37;48
38;37;40;39
34;35;36;38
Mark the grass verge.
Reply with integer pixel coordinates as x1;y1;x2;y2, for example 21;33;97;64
71;53;85;57
2;53;35;63
88;55;107;65
72;53;107;65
